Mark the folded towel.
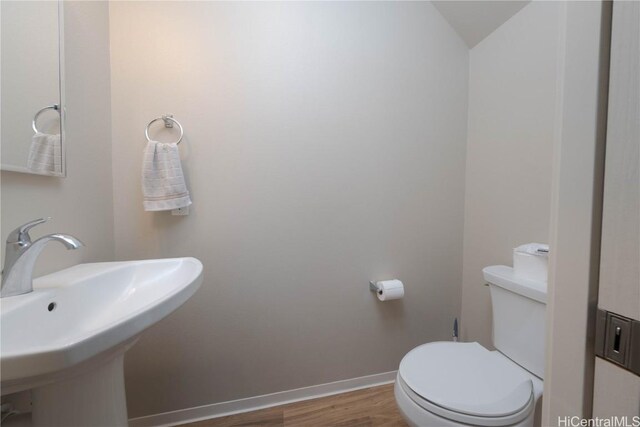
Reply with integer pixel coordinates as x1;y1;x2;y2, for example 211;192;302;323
27;132;62;174
142;141;192;211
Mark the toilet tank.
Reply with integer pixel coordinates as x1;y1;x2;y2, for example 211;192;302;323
483;265;547;379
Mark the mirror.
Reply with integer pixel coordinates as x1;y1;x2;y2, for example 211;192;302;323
1;1;65;177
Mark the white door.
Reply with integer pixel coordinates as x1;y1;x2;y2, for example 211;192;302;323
592;0;640;418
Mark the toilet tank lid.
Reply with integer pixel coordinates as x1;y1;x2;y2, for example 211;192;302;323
483;265;547;303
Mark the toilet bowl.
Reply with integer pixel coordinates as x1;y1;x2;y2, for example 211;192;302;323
394;342;543;427
395;265;547;427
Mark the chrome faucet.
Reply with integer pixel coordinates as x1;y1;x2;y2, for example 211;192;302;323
1;218;84;298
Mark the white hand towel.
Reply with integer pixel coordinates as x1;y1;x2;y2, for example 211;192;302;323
142;141;192;211
27;132;62;174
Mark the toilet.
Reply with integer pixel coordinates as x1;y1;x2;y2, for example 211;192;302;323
395;265;547;427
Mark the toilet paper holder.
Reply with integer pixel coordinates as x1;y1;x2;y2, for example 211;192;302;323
369;281;383;295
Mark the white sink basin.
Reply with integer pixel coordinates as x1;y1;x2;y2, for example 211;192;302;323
0;257;203;426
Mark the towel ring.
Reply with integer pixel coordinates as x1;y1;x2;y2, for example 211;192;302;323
145;115;183;145
32;104;60;133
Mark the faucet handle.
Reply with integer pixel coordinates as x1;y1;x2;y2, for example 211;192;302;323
6;218;50;245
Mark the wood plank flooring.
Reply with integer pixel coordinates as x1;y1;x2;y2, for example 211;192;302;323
179;383;407;427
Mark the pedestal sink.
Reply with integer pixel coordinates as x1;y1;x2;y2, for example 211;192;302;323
1;257;203;426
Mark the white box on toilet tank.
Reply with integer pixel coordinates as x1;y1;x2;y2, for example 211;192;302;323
513;243;549;283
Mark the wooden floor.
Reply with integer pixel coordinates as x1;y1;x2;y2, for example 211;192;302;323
179;384;408;427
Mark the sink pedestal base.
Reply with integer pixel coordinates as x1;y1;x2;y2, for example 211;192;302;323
31;350;129;427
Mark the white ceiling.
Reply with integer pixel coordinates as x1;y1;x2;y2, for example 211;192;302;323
432;1;531;48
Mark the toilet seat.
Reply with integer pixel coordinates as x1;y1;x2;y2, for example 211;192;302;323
398;342;535;426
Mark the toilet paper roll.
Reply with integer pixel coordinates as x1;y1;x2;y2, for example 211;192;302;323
376;279;404;301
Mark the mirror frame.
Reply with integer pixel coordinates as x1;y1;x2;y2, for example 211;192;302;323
1;1;66;178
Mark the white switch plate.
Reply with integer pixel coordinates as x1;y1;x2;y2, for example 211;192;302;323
171;206;190;216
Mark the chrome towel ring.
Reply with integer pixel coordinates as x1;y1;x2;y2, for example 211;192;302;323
144;115;183;145
32;104;60;133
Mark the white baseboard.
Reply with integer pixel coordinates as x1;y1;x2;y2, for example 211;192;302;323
128;370;398;427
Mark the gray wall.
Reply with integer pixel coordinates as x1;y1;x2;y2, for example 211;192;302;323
1;1;114;276
460;1;561;347
108;1;469;417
